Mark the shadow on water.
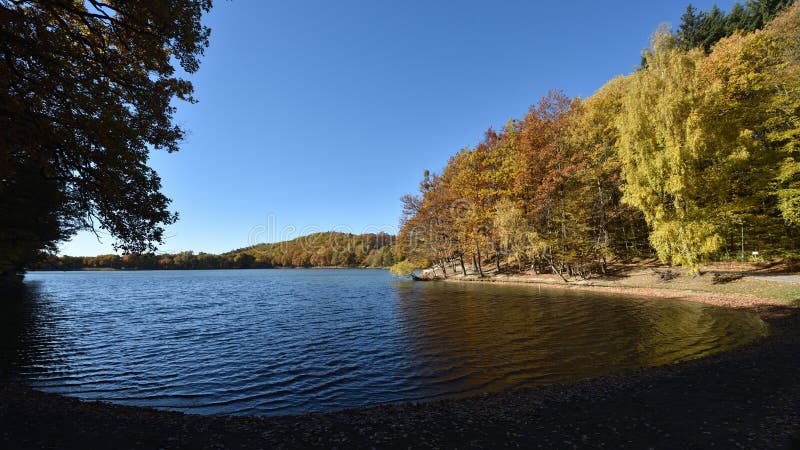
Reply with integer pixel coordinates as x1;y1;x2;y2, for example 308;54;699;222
0;281;65;380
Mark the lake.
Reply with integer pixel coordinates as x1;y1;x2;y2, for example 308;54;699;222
0;269;768;416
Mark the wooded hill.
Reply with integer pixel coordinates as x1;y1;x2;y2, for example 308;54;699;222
394;1;800;278
36;232;396;270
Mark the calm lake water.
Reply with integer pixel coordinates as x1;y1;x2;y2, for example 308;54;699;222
0;269;768;416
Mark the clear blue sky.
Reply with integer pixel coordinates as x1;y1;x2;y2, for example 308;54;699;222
61;0;736;256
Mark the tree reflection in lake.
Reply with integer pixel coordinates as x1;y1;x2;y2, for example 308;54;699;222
392;281;768;399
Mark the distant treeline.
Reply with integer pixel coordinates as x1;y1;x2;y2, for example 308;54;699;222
35;232;396;270
395;1;800;278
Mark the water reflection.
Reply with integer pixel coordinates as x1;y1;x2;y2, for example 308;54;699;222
393;281;768;397
0;271;768;416
0;282;70;379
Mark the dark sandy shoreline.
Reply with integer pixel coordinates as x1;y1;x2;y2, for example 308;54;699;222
1;302;798;449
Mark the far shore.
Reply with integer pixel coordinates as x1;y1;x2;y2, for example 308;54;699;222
26;265;391;272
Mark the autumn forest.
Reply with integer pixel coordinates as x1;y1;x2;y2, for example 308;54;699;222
32;1;800;278
394;1;800;278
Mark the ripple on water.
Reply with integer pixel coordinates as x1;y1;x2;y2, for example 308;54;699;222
0;269;769;416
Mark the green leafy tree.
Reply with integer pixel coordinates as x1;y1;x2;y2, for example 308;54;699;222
676;1;796;52
725;3;749;33
698;5;727;52
677;4;704;50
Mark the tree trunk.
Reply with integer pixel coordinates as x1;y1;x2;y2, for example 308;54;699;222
597;178;608;248
550;262;569;283
459;254;467;275
476;245;484;277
